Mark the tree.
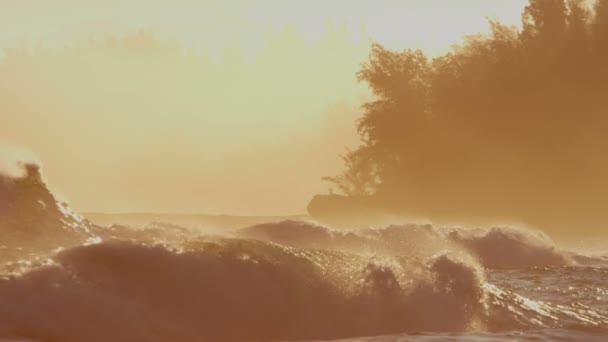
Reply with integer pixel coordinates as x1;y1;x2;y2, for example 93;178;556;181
326;0;608;236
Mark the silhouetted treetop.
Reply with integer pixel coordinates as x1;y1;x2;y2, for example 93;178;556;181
326;0;608;236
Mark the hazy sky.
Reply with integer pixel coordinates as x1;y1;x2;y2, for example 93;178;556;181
1;1;529;215
0;0;527;54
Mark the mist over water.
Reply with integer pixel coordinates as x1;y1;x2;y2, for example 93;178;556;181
0;162;607;341
0;28;365;215
2;1;608;341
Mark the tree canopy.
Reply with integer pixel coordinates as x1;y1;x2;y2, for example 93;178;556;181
327;0;608;235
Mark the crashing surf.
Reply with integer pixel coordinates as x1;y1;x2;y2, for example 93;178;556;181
0;161;606;341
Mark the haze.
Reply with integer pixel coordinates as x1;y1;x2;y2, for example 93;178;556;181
2;1;527;215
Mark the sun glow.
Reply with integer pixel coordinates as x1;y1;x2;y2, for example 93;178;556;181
0;0;530;215
1;0;528;56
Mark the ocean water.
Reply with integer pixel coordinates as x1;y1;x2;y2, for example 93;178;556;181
1;165;607;341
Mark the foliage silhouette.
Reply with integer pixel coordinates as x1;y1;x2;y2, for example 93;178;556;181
327;0;608;235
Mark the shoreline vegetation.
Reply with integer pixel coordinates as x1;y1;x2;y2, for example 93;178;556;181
322;0;608;237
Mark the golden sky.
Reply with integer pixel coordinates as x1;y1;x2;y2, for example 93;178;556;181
1;0;527;54
0;0;529;215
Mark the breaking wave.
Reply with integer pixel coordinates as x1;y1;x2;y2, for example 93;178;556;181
0;160;606;341
0;239;489;341
238;220;575;270
0;161;95;264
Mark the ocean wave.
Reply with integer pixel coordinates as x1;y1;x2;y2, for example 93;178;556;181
0;162;94;263
0;239;490;341
0;232;606;341
1;162;607;340
447;226;572;269
238;221;576;270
